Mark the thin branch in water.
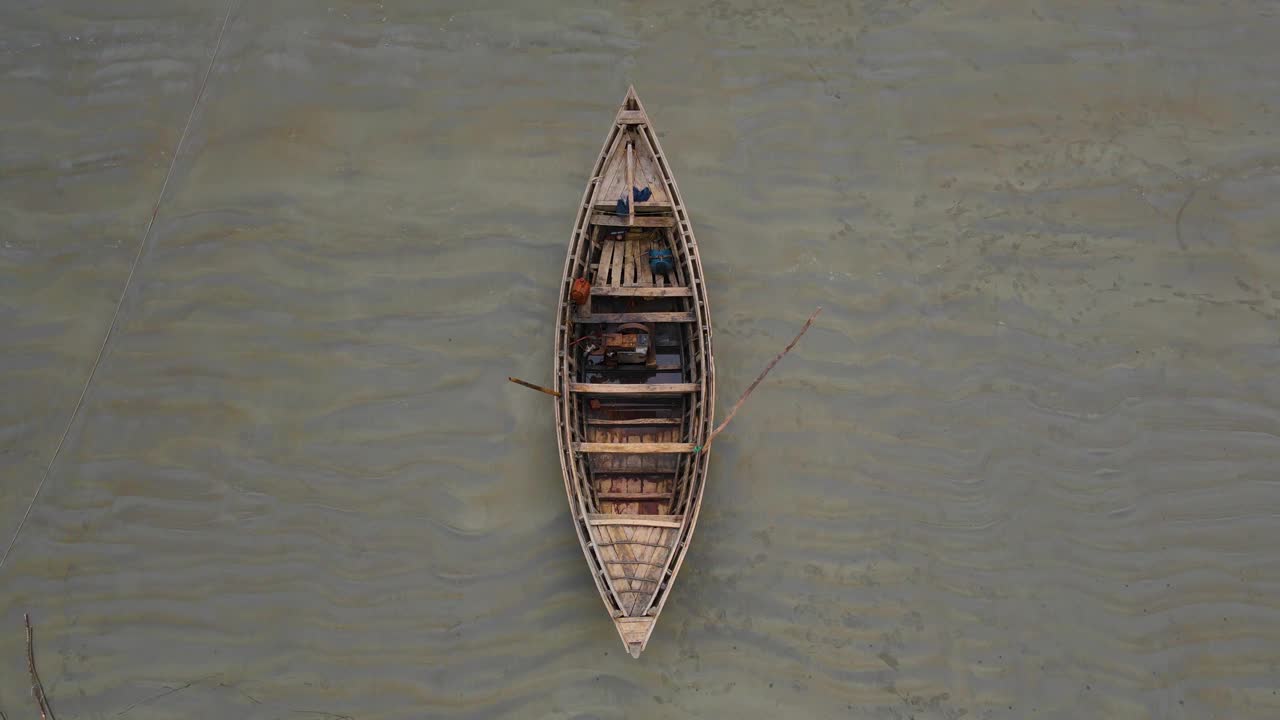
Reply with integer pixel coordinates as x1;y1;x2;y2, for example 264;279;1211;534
700;306;822;452
26;614;56;720
0;0;242;573
218;681;262;705
292;712;354;720
115;674;219;717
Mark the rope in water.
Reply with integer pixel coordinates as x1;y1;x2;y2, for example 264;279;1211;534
0;0;241;571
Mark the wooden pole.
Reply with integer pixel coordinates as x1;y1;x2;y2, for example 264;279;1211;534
508;376;561;398
626;140;635;225
698;306;822;452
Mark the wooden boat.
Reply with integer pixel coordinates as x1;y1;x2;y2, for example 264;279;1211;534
553;87;715;658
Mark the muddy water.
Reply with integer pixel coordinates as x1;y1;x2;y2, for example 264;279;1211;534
2;1;1279;718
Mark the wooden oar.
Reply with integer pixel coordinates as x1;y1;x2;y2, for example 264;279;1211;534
696;306;822;452
508;376;561;398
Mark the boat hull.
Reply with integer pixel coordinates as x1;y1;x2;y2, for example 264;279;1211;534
551;88;715;658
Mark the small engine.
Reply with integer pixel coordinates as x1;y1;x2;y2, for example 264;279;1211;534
583;323;655;367
598;331;650;365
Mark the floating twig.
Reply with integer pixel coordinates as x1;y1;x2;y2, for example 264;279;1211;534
508;376;561;398
218;682;262;705
115;674;219;717
25;614;56;720
698;306;822;452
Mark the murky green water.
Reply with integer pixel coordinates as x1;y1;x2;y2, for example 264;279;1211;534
3;1;1279;718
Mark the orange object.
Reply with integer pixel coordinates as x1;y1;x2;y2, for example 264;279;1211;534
570;277;591;305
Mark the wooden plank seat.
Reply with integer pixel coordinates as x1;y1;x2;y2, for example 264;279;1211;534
587;418;682;426
593;200;673;214
593;536;675;549
588;514;684;528
574;311;694;323
574;442;697;453
591;214;675;228
569;383;698;395
582;362;682;372
589;469;680;478
591;286;691;297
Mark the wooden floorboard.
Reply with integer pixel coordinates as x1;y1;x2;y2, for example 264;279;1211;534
597;492;674;500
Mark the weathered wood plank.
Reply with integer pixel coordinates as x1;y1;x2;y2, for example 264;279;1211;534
624;239;640;286
574;442;697;453
615;617;656;644
617;109;647;125
587;418;682;426
593;200;673;214
575;312;694;323
608;239;624;287
590;286;691;297
589;514;684;528
595;241;610;286
591;214;676;228
622;238;635;286
635;200;673;214
589;470;679;478
570;382;699;395
597;492;674;500
635;240;651;287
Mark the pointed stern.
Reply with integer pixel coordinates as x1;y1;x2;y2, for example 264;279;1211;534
615;85;650;125
588;513;683;658
614;616;657;658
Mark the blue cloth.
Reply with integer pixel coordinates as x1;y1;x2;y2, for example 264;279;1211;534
615;187;653;215
649;248;674;275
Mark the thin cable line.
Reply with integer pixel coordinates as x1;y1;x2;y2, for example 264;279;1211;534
1;0;239;570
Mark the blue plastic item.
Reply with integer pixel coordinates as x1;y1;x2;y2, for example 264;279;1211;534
648;248;674;275
615;187;652;215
